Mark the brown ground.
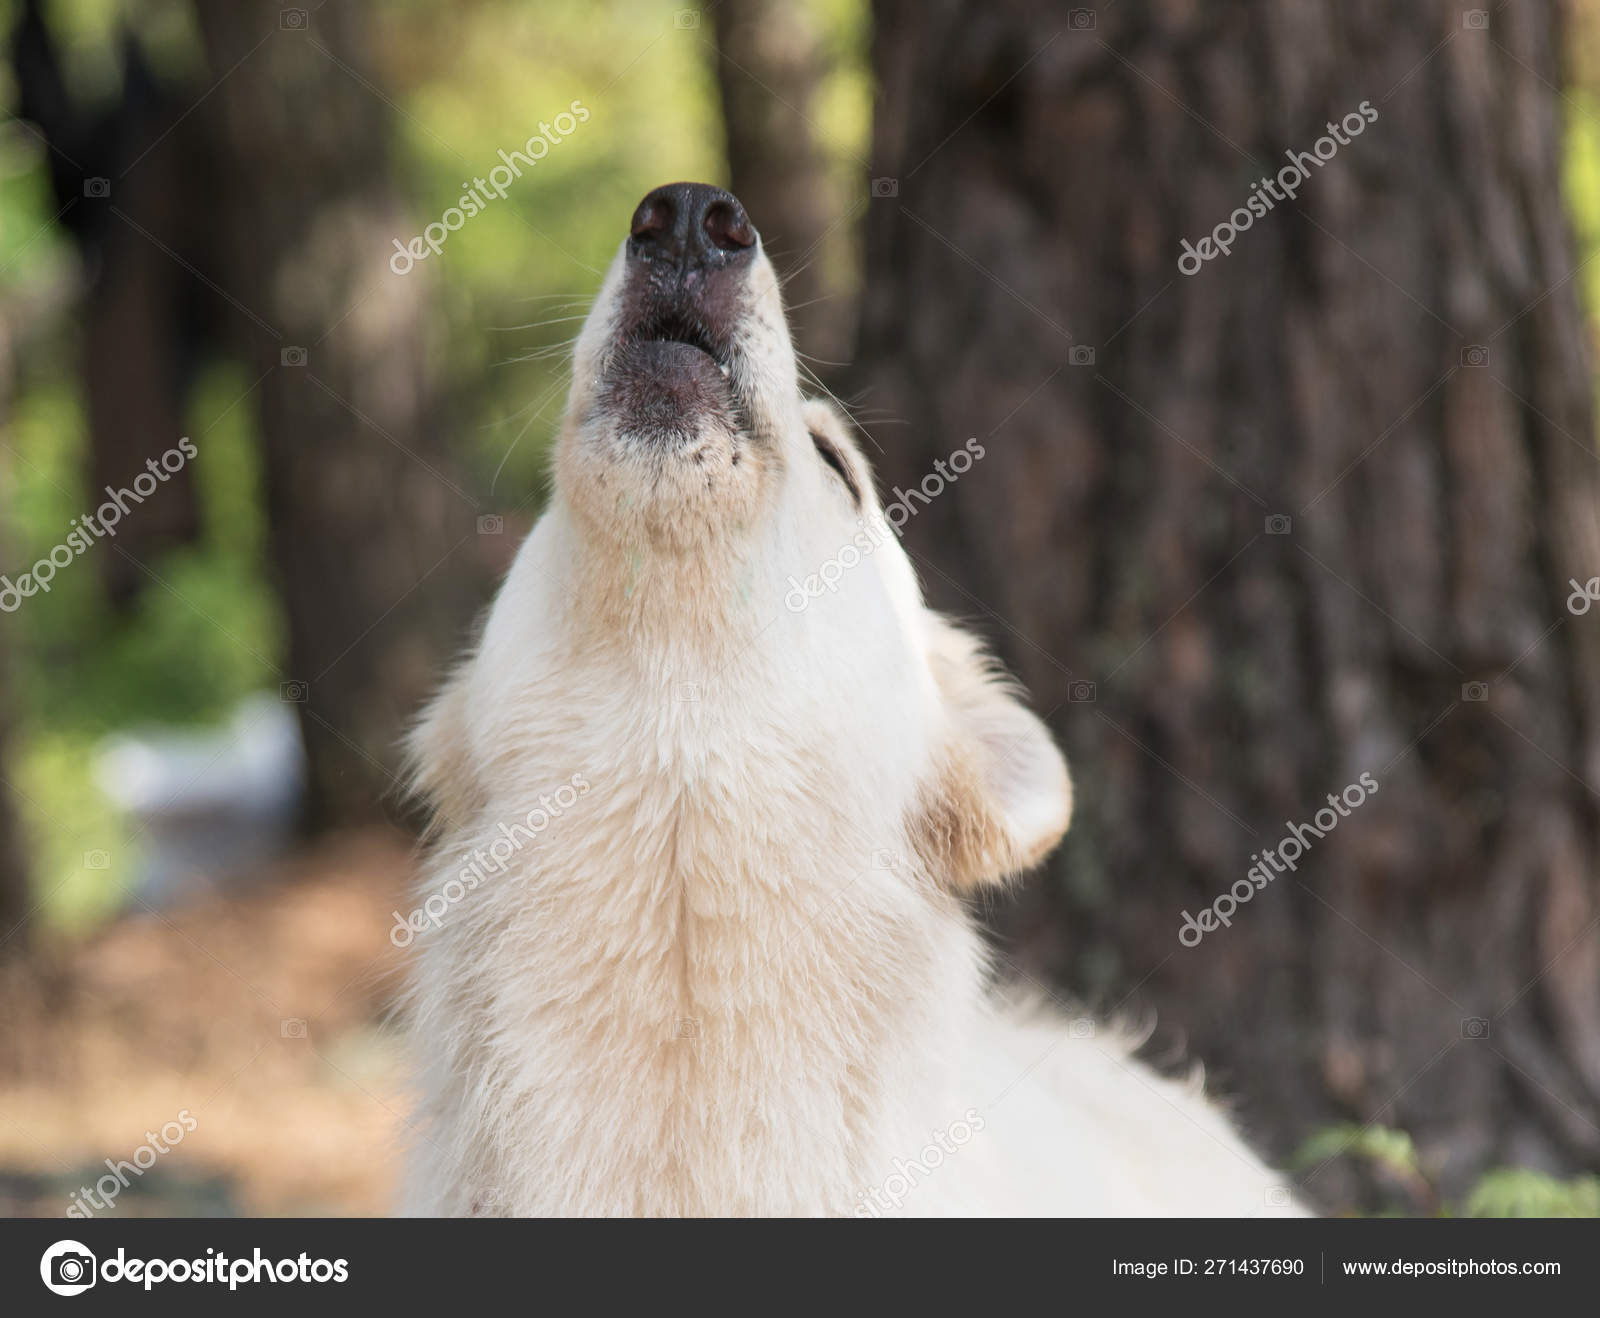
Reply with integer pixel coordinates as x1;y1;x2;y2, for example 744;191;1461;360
0;830;414;1217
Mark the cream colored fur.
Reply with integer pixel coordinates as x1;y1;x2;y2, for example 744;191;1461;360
399;224;1298;1217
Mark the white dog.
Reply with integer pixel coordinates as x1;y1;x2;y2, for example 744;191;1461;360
400;183;1296;1216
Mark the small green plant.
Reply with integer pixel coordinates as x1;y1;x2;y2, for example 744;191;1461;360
1294;1123;1435;1213
1294;1121;1600;1217
1463;1168;1600;1218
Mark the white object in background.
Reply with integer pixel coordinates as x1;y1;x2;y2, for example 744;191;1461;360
94;693;305;907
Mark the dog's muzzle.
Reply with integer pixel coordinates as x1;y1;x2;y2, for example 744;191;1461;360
598;184;758;438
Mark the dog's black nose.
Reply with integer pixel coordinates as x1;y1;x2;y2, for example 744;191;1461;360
628;182;755;273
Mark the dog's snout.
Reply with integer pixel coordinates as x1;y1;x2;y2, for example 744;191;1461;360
628;182;755;273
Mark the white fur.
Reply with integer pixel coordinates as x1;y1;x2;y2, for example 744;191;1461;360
399;223;1298;1216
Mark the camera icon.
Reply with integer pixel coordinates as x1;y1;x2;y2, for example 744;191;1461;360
83;849;110;871
1265;514;1292;535
281;1018;308;1039
280;345;308;367
477;514;504;535
1461;681;1489;702
1068;1018;1095;1039
280;680;309;703
1463;10;1489;30
675;9;700;28
281;7;308;29
675;1017;700;1040
672;681;700;703
41;1241;97;1295
83;177;110;198
1460;344;1489;368
1461;1016;1490;1039
871;849;899;871
871;177;899;199
1069;9;1097;31
470;1183;512;1214
1069;345;1096;367
1068;680;1096;703
1264;1185;1291;1207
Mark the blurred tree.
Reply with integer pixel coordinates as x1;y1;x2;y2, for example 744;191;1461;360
713;0;849;362
0;315;30;949
856;0;1600;1204
188;1;487;827
9;0;208;608
0;662;26;948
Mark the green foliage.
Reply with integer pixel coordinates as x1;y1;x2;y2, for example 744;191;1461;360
1464;1169;1600;1219
1295;1121;1600;1218
3;355;282;923
1566;90;1600;344
14;730;131;932
8;364;280;735
1294;1123;1422;1183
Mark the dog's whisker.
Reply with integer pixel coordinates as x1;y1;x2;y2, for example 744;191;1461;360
487;314;591;332
493;337;583;367
778;293;845;313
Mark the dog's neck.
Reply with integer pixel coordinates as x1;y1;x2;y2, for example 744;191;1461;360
407;509;984;1214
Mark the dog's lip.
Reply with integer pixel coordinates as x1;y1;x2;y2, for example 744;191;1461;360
619;338;722;373
603;302;743;408
635;338;730;380
623;311;733;378
594;337;744;439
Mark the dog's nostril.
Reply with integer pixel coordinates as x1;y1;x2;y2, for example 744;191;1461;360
630;196;673;243
703;199;754;252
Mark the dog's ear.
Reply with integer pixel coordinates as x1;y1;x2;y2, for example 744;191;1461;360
800;398;868;509
910;617;1073;891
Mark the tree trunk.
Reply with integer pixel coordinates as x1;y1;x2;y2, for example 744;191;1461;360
0;313;31;951
9;0;209;609
192;2;487;827
0;626;27;952
856;0;1600;1208
713;0;852;364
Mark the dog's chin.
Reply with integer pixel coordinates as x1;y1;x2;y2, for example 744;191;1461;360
597;339;741;450
562;337;769;554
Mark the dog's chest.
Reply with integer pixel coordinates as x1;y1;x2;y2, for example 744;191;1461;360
453;726;968;1210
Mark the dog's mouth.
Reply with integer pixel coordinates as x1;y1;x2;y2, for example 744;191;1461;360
629;308;732;379
597;307;744;445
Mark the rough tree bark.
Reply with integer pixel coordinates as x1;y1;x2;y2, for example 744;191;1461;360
191;2;486;827
713;0;852;363
856;0;1600;1207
